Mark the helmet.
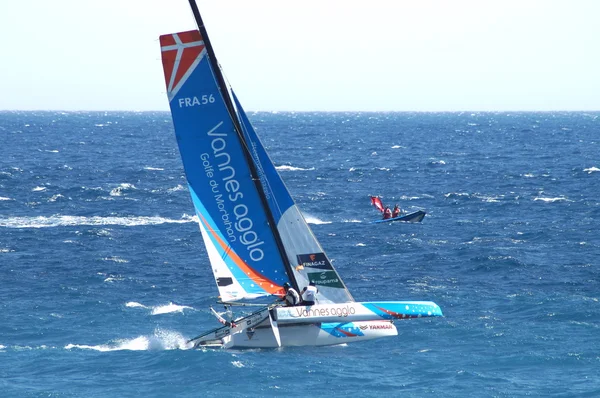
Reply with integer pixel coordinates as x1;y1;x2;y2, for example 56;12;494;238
283;282;291;289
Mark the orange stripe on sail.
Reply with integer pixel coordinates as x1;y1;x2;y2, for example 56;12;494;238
197;212;283;295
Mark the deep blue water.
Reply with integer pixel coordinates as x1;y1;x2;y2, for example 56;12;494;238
1;111;599;397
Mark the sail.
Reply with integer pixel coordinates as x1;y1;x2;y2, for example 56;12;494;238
233;92;354;304
370;196;384;213
159;30;290;301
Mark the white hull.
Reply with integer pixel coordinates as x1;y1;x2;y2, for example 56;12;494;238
189;301;442;349
223;320;397;348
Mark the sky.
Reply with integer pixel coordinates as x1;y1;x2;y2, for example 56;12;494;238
1;0;599;112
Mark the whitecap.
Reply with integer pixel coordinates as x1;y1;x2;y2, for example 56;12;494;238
304;215;332;225
583;167;600;174
151;303;193;315
232;361;245;368
168;185;186;192
355;243;366;247
110;183;137;196
444;192;469;198
104;276;124;283
65;338;147;352
32;186;47;192
533;196;571;203
0;215;194;229
126;302;147;308
0;197;12;201
275;165;314;171
144;167;164;171
474;194;502;203
343;219;361;223
103;256;129;263
391;145;405;149
48;194;65;202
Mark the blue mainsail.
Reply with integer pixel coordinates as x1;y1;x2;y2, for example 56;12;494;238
160;31;289;301
160;30;352;303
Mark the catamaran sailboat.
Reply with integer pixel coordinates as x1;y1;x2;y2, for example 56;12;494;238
159;0;442;348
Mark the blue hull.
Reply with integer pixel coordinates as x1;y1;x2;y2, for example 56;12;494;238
371;210;426;224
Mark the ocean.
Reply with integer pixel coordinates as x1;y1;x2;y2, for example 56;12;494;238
1;111;599;397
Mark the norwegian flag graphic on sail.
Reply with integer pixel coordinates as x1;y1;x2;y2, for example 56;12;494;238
160;30;206;101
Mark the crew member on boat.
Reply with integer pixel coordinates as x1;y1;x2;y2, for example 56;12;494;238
301;281;318;306
279;282;300;306
383;206;392;220
392;204;401;218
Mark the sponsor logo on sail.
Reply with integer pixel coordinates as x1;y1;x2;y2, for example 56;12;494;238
296;253;332;270
198;122;266;262
307;271;344;288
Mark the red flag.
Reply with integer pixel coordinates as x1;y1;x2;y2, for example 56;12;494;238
370;196;384;213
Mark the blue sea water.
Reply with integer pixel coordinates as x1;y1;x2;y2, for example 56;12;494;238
1;110;599;397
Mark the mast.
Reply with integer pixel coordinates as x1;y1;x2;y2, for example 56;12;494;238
187;0;301;292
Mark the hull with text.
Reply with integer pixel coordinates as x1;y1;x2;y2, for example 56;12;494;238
275;301;443;324
191;318;398;348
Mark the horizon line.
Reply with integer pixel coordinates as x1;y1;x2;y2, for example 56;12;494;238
1;109;599;114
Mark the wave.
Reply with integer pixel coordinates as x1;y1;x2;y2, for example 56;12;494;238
304;214;332;225
65;329;191;351
533;196;571;203
125;302;147;308
32;186;47;192
144;166;164;171
0;197;12;201
125;301;193;315
102;256;129;263
110;183;137;196
473;194;503;203
167;184;186;192
0;215;195;229
275;165;315;171
151;303;193;315
48;194;65;202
